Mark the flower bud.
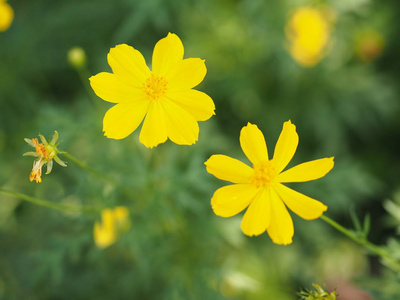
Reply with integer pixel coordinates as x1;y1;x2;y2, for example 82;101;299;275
68;47;86;68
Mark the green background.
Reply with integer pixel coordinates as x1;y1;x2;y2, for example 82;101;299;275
1;0;400;299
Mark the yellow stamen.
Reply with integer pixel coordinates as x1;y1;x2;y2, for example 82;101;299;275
143;73;168;100
250;160;277;188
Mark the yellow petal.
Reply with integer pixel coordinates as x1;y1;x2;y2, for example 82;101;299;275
240;123;269;165
89;72;145;103
94;209;117;248
114;206;129;221
103;100;149;139
266;187;294;245
274;183;327;220
241;188;270;236
167;58;207;90
211;184;259;217
162;98;199;145
166;89;215;121
272;120;299;174
101;209;113;229
107;44;150;88
276;157;334;183
94;222;116;249
205;155;253;184
139;100;168;148
152;33;184;76
0;2;13;32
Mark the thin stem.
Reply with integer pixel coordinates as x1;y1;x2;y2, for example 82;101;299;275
75;65;101;108
321;214;400;272
0;189;99;213
60;151;116;184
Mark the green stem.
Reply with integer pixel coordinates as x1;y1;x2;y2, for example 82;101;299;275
321;215;400;272
75;65;101;108
0;189;99;213
61;152;116;184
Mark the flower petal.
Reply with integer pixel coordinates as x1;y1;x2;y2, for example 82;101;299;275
0;2;13;32
272;120;299;174
240;123;269;165
23;151;39;157
103;100;149;140
50;131;59;145
274;184;327;220
54;155;67;167
167;58;207;90
94;221;116;249
107;44;150;88
152;33;184;76
266;187;294;245
89;72;145;103
276;157;334;183
241;188;270;236
211;184;259;218
166;89;215;121
161;98;199;145
45;160;53;174
139;100;168;148
205;155;253;184
24;138;36;148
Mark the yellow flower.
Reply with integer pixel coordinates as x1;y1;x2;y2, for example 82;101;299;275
286;7;332;67
23;131;67;183
89;33;215;148
0;0;13;32
94;206;131;249
205;121;334;245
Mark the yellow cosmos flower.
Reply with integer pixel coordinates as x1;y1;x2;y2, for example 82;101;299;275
286;7;332;67
94;206;131;249
205;121;334;245
23;131;67;183
89;33;215;148
0;0;13;32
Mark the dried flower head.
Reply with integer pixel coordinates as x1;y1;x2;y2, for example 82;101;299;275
23;131;67;183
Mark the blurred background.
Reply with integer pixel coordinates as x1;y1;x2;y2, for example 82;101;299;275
1;0;400;299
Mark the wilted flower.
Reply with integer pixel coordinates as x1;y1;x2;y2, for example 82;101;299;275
23;131;67;183
94;206;131;249
90;33;215;148
286;6;333;67
0;0;13;32
205;121;334;245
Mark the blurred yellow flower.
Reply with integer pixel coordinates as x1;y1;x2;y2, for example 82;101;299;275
0;0;13;32
355;30;385;63
286;7;333;67
205;121;334;245
94;206;131;249
90;33;215;148
23;131;67;183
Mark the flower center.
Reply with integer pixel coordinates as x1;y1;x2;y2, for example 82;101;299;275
32;138;50;159
250;160;277;188
143;73;168;100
